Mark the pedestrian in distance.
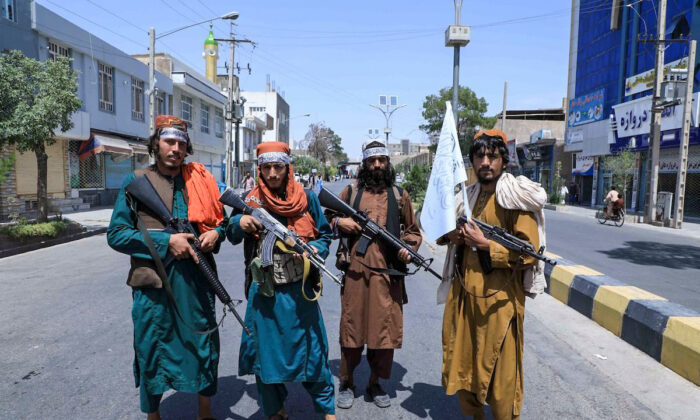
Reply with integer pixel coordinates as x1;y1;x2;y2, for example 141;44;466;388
324;140;422;409
437;129;545;420
107;115;227;420
241;170;256;191
559;180;569;205
226;142;336;420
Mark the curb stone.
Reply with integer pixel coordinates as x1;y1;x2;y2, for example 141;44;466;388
544;253;700;386
0;227;108;259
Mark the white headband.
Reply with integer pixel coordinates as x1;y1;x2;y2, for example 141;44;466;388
258;152;291;165
362;147;389;160
159;127;188;143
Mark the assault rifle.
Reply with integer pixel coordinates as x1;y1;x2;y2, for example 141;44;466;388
457;215;557;268
125;175;249;334
219;188;342;286
318;187;443;281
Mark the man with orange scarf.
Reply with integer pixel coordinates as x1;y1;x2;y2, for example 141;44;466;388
227;142;336;420
107;115;226;420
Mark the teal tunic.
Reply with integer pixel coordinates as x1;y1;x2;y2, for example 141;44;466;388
107;172;225;398
227;190;333;384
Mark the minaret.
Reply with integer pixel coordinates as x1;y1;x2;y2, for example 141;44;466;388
203;24;218;84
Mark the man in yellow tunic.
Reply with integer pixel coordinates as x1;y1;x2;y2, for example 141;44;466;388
439;130;540;420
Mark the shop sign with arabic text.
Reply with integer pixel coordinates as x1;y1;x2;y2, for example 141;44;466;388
568;89;605;127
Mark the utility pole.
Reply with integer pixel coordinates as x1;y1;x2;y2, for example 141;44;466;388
644;0;667;223
672;39;696;228
446;1;470;128
217;25;254;188
501;81;508;133
148;27;156;135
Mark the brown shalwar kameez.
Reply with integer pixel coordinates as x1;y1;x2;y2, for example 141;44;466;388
441;190;539;419
327;185;421;381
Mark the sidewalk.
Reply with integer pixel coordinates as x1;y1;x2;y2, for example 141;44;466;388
62;206;113;231
546;203;700;240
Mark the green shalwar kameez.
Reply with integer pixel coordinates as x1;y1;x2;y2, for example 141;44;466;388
107;172;224;413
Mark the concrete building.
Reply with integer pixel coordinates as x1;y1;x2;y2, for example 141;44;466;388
494;108;568;195
388;139;430;156
242;85;290;144
567;0;700;219
1;1;173;217
133;53;227;183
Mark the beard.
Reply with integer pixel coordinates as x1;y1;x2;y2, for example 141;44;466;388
477;168;501;185
357;162;395;189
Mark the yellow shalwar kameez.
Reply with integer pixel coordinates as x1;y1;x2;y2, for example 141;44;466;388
441;190;539;419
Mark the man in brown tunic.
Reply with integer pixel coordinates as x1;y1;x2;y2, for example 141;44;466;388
439;130;539;420
325;140;421;409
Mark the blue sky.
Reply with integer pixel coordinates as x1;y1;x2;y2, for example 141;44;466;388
39;0;572;160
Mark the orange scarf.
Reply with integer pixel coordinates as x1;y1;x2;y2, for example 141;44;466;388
247;164;318;241
182;162;224;233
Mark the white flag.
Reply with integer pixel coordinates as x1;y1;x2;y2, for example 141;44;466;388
420;101;468;242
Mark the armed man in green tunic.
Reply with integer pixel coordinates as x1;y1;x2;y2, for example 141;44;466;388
107;115;227;419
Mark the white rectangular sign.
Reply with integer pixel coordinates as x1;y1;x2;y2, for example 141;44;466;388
613;96;684;138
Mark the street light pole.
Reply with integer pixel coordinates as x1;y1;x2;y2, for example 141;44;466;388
445;1;470;133
369;101;406;145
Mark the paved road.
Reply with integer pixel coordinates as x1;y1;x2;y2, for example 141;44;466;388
545;208;700;311
1;179;699;419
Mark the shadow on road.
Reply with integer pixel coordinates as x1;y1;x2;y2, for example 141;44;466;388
599;241;700;269
159;375;263;420
329;358;463;418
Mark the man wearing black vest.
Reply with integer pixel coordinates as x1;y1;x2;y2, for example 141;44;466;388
324;140;422;409
107;115;226;419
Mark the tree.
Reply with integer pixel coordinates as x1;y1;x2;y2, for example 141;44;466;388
0;50;82;222
604;147;636;209
293;155;322;176
402;163;430;210
303;122;347;175
420;86;497;154
549;161;565;205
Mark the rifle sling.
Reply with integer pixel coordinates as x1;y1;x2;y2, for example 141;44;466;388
134;213;225;336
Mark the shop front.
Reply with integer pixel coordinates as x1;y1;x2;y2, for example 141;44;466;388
69;133;149;206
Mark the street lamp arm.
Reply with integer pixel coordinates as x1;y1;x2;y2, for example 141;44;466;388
157;11;238;39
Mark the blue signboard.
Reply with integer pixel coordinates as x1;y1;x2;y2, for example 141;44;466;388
568;89;605;127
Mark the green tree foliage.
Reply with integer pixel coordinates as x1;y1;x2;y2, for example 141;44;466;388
402;164;429;210
604;147;636;207
303;122;347;177
0;152;15;184
293;155;322;176
0;50;82;222
420;86;497;154
549;161;565;204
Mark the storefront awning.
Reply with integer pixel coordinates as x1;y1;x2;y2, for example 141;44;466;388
128;141;149;155
78;134;141;160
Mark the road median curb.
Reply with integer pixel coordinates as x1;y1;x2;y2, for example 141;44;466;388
0;227;107;259
544;253;700;386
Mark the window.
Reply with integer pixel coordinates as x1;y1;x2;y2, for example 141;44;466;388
250;106;266;112
48;41;71;62
98;62;114;112
1;0;16;22
214;108;223;138
200;103;210;134
156;91;166;116
181;95;192;125
131;77;144;121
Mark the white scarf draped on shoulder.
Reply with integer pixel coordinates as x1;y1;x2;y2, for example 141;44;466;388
436;173;547;304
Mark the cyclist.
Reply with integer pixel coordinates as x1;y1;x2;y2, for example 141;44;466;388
604;186;624;218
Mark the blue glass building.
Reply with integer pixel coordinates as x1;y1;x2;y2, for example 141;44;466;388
567;0;700;219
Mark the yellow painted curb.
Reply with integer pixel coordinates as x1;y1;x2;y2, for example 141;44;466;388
545;251;562;260
592;286;667;336
661;317;700;386
549;265;601;304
